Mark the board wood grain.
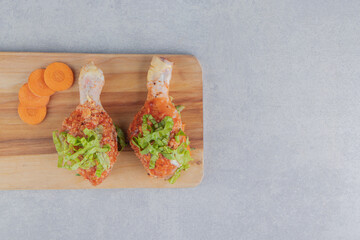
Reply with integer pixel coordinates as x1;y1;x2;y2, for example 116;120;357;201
0;52;203;190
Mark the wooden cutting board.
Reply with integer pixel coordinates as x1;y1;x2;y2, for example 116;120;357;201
0;52;203;190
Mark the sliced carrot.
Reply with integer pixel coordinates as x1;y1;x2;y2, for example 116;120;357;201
18;83;50;107
28;69;55;96
44;62;74;91
18;103;47;125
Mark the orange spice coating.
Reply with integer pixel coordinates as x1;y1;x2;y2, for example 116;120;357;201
61;100;118;186
128;97;186;178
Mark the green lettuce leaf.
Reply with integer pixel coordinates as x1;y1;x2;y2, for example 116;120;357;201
132;114;193;183
175;105;185;113
175;129;186;143
52;126;111;177
115;125;127;151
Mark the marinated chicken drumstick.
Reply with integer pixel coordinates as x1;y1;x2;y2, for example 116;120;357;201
53;62;119;186
129;56;192;183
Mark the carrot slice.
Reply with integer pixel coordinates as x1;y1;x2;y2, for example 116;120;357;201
44;62;74;91
19;83;50;107
18;103;47;125
28;69;55;97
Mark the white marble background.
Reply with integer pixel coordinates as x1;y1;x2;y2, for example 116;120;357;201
1;0;360;239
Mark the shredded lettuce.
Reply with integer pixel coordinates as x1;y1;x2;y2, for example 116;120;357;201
175;129;186;143
168;163;190;184
175;105;185;113
132;114;192;183
52;126;111;178
115;125;127;151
